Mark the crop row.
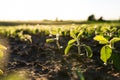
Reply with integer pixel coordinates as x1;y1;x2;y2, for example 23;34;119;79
0;23;120;78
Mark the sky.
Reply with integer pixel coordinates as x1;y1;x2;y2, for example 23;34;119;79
0;0;120;20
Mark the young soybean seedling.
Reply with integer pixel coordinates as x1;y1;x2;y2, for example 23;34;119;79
17;31;32;43
65;29;93;58
94;35;120;68
46;28;63;49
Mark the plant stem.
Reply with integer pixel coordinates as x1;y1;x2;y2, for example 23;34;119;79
56;34;60;49
77;38;81;55
56;40;60;49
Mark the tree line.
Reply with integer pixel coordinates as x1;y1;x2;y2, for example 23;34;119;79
87;14;105;21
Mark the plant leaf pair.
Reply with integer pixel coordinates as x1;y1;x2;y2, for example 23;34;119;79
70;30;83;39
65;30;83;55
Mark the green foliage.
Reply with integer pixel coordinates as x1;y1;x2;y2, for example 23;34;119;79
70;30;77;39
65;28;93;58
77;31;84;38
110;38;120;49
0;44;7;75
16;31;32;43
65;44;73;55
1;23;120;71
84;45;93;57
100;45;112;64
0;69;3;75
0;44;7;50
21;34;32;43
46;28;62;49
0;50;4;58
0;44;7;58
46;38;55;43
68;39;76;45
94;35;108;44
3;73;27;80
94;35;120;69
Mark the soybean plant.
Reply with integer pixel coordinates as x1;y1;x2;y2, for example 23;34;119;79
65;29;93;58
46;28;62;49
94;35;120;69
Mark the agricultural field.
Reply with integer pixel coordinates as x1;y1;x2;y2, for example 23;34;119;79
0;22;120;80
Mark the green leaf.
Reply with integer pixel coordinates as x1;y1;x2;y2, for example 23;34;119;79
5;73;27;80
100;45;112;64
65;44;73;55
57;28;61;34
46;38;55;43
110;37;120;43
51;30;57;35
0;50;4;58
110;37;120;48
0;69;3;75
70;30;76;39
84;45;93;57
0;44;7;50
68;39;76;45
94;35;108;44
77;30;83;38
